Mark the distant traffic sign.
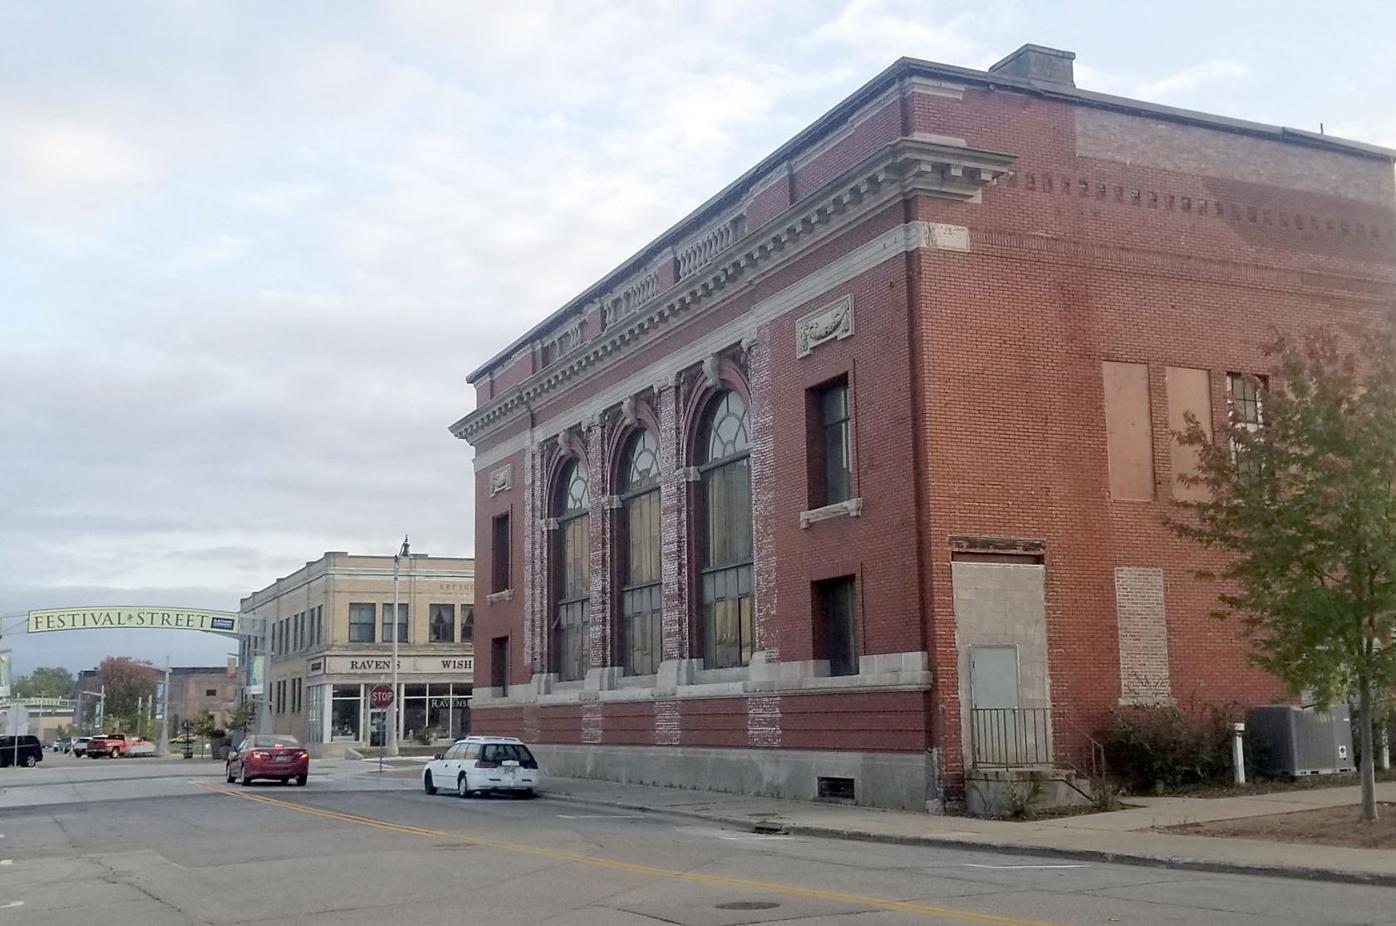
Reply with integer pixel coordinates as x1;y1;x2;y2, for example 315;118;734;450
369;684;395;709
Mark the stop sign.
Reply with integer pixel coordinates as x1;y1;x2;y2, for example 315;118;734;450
369;684;395;709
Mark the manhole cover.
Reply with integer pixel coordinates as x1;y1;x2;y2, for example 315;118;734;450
715;901;780;911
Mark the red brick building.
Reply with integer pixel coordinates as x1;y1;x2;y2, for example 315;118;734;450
451;45;1396;810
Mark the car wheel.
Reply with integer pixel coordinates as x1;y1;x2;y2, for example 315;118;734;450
424;771;437;795
22;755;36;768
295;773;307;787
515;788;535;799
226;764;236;783
110;750;120;759
241;771;252;787
457;774;470;798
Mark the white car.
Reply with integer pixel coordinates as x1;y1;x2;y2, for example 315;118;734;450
422;736;541;799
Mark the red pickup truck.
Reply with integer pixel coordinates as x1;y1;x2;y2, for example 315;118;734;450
86;733;155;758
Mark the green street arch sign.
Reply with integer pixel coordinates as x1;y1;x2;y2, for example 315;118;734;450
27;607;241;637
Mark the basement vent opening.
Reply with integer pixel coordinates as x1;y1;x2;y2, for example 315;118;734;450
817;776;856;803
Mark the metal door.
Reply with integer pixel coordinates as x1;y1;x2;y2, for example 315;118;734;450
970;645;1021;765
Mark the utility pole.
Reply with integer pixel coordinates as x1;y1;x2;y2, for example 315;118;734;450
387;535;409;757
255;614;271;735
158;656;171;756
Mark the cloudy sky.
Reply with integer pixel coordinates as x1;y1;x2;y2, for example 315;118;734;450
3;0;1394;673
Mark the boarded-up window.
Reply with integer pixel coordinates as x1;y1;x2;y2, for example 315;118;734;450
1165;367;1213;502
1102;362;1154;500
1115;566;1171;704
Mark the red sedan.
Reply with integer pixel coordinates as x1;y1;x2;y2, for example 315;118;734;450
226;734;309;786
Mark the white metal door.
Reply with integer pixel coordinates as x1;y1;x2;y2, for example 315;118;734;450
970;645;1020;765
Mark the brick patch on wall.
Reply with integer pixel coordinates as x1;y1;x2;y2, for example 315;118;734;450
1115;566;1172;704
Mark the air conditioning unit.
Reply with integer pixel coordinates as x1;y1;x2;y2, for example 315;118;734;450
1245;705;1355;777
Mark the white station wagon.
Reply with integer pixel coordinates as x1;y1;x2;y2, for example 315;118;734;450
423;735;541;799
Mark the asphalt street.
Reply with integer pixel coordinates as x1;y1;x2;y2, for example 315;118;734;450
3;752;1396;925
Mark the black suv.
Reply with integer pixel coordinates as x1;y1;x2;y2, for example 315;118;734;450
0;735;44;768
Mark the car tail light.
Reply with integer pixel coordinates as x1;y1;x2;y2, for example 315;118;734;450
252;751;268;760
297;751;308;759
474;759;499;769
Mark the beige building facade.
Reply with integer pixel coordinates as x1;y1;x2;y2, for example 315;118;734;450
168;666;237;732
239;552;475;755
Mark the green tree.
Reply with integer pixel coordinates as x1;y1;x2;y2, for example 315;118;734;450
1170;322;1396;822
14;666;75;699
225;700;256;734
94;656;158;726
192;710;223;738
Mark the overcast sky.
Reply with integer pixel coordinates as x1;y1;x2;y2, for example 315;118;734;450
3;0;1394;674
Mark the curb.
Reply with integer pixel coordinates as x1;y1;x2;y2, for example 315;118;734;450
539;790;1396;888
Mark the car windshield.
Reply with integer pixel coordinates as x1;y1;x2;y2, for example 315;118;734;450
244;735;301;748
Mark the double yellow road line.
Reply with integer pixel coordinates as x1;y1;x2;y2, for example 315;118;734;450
198;783;1071;926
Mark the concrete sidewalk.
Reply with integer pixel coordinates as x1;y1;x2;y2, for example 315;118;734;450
538;776;1396;886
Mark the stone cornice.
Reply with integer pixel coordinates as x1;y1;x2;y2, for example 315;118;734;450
450;137;1015;445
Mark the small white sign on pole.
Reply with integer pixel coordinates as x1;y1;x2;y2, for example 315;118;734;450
4;703;29;736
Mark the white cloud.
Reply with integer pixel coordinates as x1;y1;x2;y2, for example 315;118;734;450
8;119;150;192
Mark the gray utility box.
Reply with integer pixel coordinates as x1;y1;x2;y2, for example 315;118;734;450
1245;705;1355;777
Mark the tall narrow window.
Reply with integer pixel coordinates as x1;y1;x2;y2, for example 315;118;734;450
1227;372;1268;475
699;390;754;668
1227;372;1266;430
491;513;511;593
429;604;455;643
814;577;858;677
491;636;510;696
382;603;409;644
553;459;590;681
348;603;375;643
620;430;662;675
808;377;851;506
461;606;474;643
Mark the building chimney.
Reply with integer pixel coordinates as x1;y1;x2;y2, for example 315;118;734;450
988;44;1076;87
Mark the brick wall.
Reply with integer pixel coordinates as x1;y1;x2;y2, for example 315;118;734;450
461;56;1395;799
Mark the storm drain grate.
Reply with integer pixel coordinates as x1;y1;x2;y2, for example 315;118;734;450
715;901;780;911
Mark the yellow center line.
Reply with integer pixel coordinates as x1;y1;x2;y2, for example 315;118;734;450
195;783;1073;926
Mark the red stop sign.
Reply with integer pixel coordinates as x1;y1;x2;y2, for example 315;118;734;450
369;684;395;709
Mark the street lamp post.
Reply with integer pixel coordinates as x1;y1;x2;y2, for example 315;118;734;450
387;535;409;757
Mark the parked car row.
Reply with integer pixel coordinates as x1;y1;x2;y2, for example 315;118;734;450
422;736;541;799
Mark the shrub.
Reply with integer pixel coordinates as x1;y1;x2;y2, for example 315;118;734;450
1101;701;1237;793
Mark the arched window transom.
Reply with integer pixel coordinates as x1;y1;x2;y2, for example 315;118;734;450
705;392;750;463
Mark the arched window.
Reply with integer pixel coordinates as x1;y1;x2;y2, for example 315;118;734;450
553;458;590;681
698;390;753;668
620;430;662;675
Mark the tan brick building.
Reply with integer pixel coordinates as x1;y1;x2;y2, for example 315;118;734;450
239;552;475;755
168;667;236;732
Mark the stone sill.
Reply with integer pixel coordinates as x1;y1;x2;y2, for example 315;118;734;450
473;651;932;708
799;497;864;529
486;589;514;604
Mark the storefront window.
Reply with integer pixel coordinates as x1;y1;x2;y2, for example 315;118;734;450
426;683;471;740
401;684;427;742
331;684;361;740
306;684;325;743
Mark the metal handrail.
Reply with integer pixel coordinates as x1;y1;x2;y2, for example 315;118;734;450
969;707;1052;767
